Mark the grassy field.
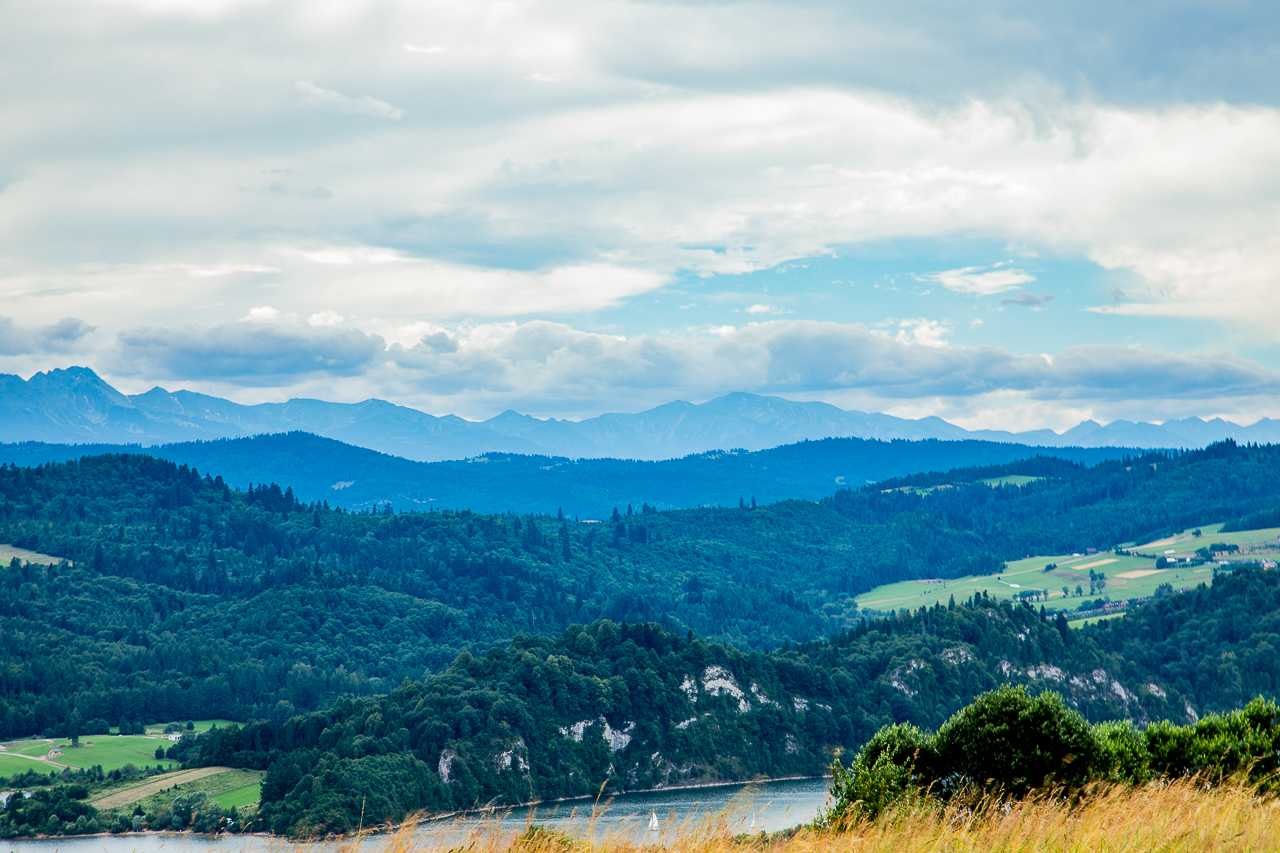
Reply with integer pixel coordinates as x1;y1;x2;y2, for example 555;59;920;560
1073;612;1128;627
1132;523;1280;557
142;719;237;736
92;767;262;813
0;734;178;774
0;543;64;565
979;475;1045;488
383;779;1279;852
851;523;1271;615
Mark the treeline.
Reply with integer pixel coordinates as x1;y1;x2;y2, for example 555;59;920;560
8;566;1280;837
0;432;1133;517
3;442;1280;737
824;687;1280;825
171;567;1280;836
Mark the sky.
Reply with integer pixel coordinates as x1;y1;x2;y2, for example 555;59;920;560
2;0;1280;429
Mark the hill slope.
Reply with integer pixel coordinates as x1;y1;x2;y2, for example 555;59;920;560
184;567;1280;836
0;432;1132;516
2;441;1280;742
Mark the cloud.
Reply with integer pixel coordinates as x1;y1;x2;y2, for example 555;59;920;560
114;320;386;385
1001;292;1054;308
0;317;94;355
3;0;1280;421
294;80;405;121
926;265;1035;296
893;318;949;349
745;303;779;315
382;319;1280;410
403;43;447;55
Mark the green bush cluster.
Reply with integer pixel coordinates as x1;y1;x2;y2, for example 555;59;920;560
824;687;1280;824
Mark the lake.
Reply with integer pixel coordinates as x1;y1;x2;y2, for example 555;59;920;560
5;777;832;852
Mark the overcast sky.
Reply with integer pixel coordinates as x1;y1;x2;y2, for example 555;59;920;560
3;0;1280;429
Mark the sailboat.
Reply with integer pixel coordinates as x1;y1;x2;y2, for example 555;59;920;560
648;810;659;831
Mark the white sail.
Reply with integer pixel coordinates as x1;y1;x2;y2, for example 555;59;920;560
648;810;659;831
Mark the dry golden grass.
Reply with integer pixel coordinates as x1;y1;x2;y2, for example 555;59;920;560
332;779;1280;853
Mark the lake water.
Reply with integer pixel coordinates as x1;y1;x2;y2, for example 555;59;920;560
5;777;831;852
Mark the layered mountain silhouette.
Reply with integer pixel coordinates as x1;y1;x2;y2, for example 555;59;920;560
3;366;1277;461
0;432;1133;517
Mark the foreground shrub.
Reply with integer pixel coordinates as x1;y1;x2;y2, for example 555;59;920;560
932;686;1101;797
824;689;1280;827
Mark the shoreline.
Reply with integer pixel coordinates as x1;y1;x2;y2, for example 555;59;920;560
7;774;830;844
420;772;830;822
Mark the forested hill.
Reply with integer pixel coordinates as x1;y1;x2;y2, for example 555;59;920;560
0;432;1133;516
2;441;1279;740
185;567;1280;836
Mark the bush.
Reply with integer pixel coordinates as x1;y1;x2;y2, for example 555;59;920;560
933;686;1101;797
824;690;1280;828
825;723;935;823
1094;721;1152;784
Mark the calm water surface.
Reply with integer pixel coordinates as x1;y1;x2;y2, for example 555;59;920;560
6;777;831;852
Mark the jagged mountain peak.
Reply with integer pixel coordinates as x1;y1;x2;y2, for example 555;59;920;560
2;366;1275;460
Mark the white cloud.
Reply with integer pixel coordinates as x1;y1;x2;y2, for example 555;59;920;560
294;80;405;121
242;305;281;323
378;318;1280;411
308;310;345;327
926;265;1035;296
893;319;949;349
745;303;779;315
403;43;447;55
3;0;1280;420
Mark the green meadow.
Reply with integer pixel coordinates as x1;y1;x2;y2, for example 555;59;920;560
143;719;237;736
979;475;1045;488
0;735;177;774
0;544;64;565
853;522;1279;617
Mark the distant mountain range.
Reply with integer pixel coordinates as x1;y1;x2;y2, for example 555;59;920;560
3;366;1278;460
0;432;1133;517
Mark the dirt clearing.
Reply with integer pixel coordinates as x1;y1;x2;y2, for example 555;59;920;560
91;766;233;809
1073;558;1118;571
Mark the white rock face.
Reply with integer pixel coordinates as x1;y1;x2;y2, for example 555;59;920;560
792;697;810;712
560;719;593;742
1145;683;1167;699
602;719;635;752
1025;664;1066;682
888;659;926;696
495;739;529;773
701;665;750;712
750;683;778;707
560;717;634;751
438;748;458;784
784;734;800;755
680;675;698;702
940;646;974;665
674;716;697;730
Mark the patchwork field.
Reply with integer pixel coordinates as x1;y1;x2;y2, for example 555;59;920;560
0;734;178;774
0;544;64;565
94;767;263;815
851;525;1264;616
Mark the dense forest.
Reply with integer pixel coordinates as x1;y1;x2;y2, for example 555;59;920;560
2;441;1280;739
164;568;1280;835
0;432;1131;516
